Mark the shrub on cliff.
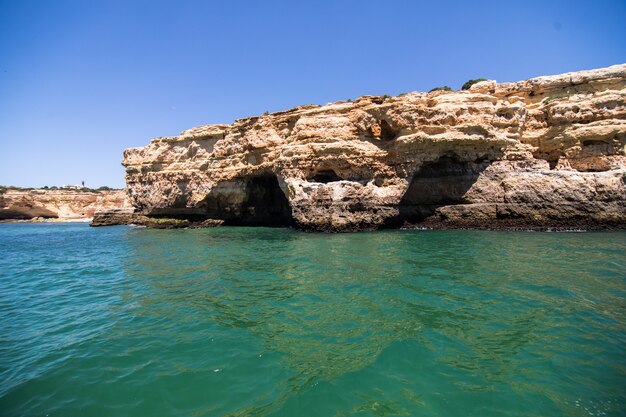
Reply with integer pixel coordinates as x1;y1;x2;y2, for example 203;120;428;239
429;86;453;92
0;185;29;193
462;78;488;90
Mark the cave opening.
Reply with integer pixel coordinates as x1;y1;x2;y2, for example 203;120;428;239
198;174;294;227
231;175;294;227
582;139;608;147
397;154;489;223
379;120;397;141
311;169;342;183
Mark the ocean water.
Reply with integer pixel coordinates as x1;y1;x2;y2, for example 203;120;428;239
0;223;624;417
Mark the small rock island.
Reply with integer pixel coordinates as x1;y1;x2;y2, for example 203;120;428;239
92;64;626;231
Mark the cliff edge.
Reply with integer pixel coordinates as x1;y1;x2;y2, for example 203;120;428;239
1;189;130;222
96;64;626;231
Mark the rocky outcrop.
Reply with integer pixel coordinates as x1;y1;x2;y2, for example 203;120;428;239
119;64;626;231
91;208;224;228
0;189;130;221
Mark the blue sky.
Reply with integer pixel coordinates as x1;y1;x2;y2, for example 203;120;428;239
1;0;625;188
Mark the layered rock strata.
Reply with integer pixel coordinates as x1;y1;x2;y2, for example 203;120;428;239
109;64;626;231
0;189;130;222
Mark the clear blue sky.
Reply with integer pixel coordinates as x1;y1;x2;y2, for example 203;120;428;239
1;0;624;188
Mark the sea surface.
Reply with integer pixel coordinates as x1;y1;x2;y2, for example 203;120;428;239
0;223;624;417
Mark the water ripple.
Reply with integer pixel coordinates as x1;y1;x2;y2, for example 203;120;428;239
0;224;624;416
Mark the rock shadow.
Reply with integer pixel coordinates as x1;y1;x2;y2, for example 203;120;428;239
0;207;58;220
309;169;342;184
235;175;294;226
397;153;492;223
201;174;294;227
356;118;400;150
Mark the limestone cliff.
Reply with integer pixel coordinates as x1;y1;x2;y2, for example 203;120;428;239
0;189;130;221
101;64;626;231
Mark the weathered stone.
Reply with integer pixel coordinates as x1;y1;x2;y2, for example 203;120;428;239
90;208;137;226
0;189;130;221
119;64;626;231
91;208;224;229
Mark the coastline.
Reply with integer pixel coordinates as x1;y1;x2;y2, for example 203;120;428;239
90;210;626;232
5;65;626;233
0;188;130;224
0;217;92;224
118;64;626;233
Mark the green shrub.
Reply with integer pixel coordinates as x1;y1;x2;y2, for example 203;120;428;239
461;78;488;90
429;86;453;93
0;185;30;193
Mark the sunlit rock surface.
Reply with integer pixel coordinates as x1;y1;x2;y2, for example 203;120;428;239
110;64;626;231
0;189;130;221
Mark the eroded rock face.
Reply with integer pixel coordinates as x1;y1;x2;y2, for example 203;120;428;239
121;64;626;231
0;189;130;221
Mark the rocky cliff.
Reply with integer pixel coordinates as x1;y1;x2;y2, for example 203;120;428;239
101;64;626;231
0;189;130;221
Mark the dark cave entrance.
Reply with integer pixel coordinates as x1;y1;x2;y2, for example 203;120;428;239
311;169;342;183
379;120;397;141
231;175;294;227
147;175;295;228
398;154;489;223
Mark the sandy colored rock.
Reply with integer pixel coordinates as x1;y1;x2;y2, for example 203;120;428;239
0;189;131;221
119;64;626;231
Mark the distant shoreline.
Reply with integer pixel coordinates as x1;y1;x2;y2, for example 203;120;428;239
0;217;92;224
0;188;129;224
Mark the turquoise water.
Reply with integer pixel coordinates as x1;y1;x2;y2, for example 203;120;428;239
0;223;624;417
